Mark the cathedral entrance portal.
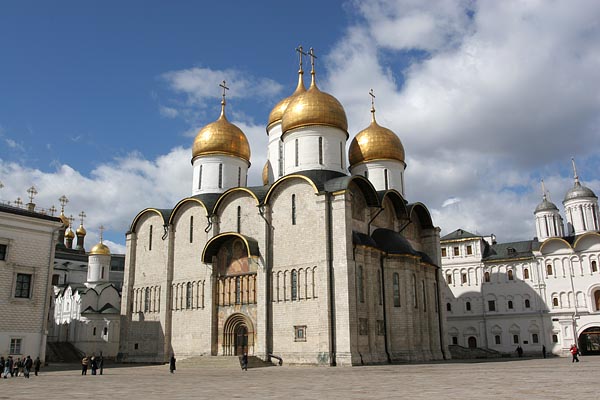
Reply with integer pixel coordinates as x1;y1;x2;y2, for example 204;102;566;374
579;327;600;355
223;313;254;356
468;336;477;348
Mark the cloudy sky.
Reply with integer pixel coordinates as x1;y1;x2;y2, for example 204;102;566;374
1;0;599;253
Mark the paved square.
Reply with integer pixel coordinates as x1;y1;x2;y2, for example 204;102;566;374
1;357;597;399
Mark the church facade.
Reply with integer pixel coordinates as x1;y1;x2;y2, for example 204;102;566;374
119;49;449;365
442;165;600;356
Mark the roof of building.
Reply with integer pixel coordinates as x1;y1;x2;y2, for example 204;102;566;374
0;203;63;224
483;239;540;261
441;228;480;241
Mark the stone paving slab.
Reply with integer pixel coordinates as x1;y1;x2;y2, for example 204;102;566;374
0;357;597;399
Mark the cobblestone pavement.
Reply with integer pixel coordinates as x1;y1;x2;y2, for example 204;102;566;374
0;357;597;399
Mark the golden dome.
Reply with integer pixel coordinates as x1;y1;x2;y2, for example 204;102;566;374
90;242;111;256
262;160;271;185
76;224;87;236
348;111;405;167
59;212;70;227
267;70;306;129
64;227;75;239
281;72;348;135
192;101;251;163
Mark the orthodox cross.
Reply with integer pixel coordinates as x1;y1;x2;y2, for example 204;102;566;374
541;179;547;199
48;205;57;216
27;185;38;203
296;45;307;71
571;157;579;183
68;215;75;227
59;195;69;213
99;225;105;243
219;80;229;103
79;211;87;226
308;47;317;73
14;197;23;208
369;88;376;109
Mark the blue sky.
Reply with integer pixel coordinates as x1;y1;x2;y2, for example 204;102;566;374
1;1;600;252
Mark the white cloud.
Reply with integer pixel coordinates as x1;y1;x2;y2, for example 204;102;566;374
159;106;179;118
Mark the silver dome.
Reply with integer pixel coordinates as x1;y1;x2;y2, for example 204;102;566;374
535;198;559;213
564;181;597;202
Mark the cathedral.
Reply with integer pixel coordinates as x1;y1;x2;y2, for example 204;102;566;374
119;48;449;365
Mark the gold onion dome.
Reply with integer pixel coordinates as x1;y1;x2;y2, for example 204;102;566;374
59;212;70;227
267;69;306;129
90;242;111;256
64;227;75;239
348;109;405;167
281;70;348;135
262;161;271;186
192;100;251;163
76;224;87;236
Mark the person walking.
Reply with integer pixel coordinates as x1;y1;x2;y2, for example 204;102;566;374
81;355;89;375
570;344;580;362
542;345;547;358
4;356;13;378
169;354;176;373
23;355;32;378
99;354;104;375
33;357;41;376
241;353;248;371
90;356;97;375
13;357;21;377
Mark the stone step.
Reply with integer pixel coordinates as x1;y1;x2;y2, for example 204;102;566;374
177;355;275;369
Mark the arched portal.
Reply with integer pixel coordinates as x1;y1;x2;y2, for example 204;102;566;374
578;327;600;355
468;336;477;349
222;313;255;356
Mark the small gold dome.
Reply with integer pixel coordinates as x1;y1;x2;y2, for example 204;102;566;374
90;242;111;256
59;212;70;227
349;112;405;167
281;74;348;135
262;160;271;185
192;102;251;163
267;71;306;129
65;227;75;239
76;224;87;236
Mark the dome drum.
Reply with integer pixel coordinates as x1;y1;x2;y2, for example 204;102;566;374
192;154;249;196
282;127;347;175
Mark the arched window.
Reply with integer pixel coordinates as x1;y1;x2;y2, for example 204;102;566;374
93;327;97;336
237;206;242;233
495;335;501;345
291;270;298;301
291;194;296;225
532;333;539;343
466;301;471;311
357;266;364;303
523;268;529;279
513;334;519;344
235;277;241;304
218;163;223;189
278;141;284;177
103;327;108;336
384;169;389;190
525;299;531;308
189;216;194;243
237;166;241;186
318;137;323;165
144;287;150;312
339;142;343;169
446;274;452;284
592;261;598;273
198;165;202;189
393;273;400;307
546;264;553;276
446;302;451;312
461;273;467;284
508;270;514;280
364;170;369;179
295;139;299;167
508;300;513;309
413;274;418;308
484;271;490;282
594;290;600;311
552;297;559;307
186;282;192;309
149;225;153;251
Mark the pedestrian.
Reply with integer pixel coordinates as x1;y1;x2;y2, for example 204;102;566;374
90;356;97;375
542;345;546;358
81;355;89;375
99;354;104;375
23;355;32;378
13;357;21;376
4;356;13;378
516;346;523;357
169;354;176;374
241;353;248;371
33;357;41;376
570;344;580;363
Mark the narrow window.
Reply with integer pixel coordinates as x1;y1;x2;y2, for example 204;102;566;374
15;274;32;298
508;270;514;280
546;264;553;276
488;300;496;311
291;194;296;225
466;245;473;255
592;261;598;273
552;297;559;307
413;275;418;308
523;268;529;279
452;336;458;345
484;272;490;282
149;225;153;251
237;206;242;233
552;334;558;343
513;334;519;344
198;165;202;189
364;170;369;179
189;216;194;243
384;169;389;190
495;335;501;345
237;166;241;186
461;273;467;284
103;327;108;336
93;327;97;336
532;333;539;343
218;164;223;188
101;267;105;279
0;244;7;261
508;300;513;309
446;302;452;312
393;273;401;307
52;274;59;285
235;277;241;304
278;141;284;177
144;288;150;312
453;247;459;256
186;282;192;309
357;266;364;303
291;270;298;301
441;248;447;257
318;137;323;165
339;142;343;169
295;139;299;167
466;301;471;311
446;274;452;284
525;299;531;308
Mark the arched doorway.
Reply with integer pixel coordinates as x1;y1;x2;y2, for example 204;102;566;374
579;327;600;355
468;336;477;348
223;313;254;356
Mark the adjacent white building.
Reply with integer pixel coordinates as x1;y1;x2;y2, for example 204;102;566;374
442;165;600;356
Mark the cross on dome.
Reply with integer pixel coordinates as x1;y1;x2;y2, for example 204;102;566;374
296;45;307;73
59;195;69;212
571;157;580;184
308;47;317;75
79;211;87;226
99;225;105;243
27;185;37;203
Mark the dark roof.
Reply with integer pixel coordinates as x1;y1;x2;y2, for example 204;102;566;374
324;176;379;206
0;204;63;224
190;193;222;213
352;231;378;248
441;228;480;241
290;169;347;192
483;239;540;261
372;228;419;256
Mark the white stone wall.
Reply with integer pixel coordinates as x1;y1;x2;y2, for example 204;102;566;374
282;126;347;175
267;122;284;180
192;155;249;195
564;198;600;235
350;159;406;196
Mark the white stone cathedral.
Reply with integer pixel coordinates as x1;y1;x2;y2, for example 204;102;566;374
119;48;449;365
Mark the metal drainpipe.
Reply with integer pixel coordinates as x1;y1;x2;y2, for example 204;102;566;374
258;204;273;359
434;266;446;359
380;255;391;363
325;192;336;366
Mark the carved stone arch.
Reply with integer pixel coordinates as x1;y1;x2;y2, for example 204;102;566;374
222;313;255;356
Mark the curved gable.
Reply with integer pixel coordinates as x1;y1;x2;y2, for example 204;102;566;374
407;203;435;229
325;175;380;207
380;190;409;220
214;187;260;215
573;232;600;251
202;232;260;263
264;174;319;204
130;208;171;233
168;198;209;225
539;237;572;254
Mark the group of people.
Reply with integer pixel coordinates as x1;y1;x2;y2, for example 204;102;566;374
1;355;41;378
81;354;103;375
